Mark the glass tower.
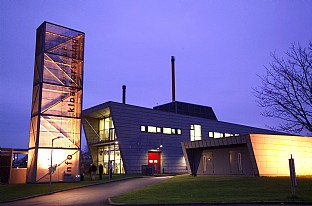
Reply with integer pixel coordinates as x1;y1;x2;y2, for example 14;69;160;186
27;22;84;183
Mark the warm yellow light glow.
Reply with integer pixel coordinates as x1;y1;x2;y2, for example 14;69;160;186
36;148;79;182
163;128;171;134
250;134;312;176
148;126;157;133
44;54;79;87
190;124;202;141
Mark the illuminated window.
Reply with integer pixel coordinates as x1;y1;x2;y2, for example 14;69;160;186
214;132;223;138
163;128;171;134
141;125;182;135
190;124;201;141
157;127;162;133
148;126;157;133
97;143;125;174
208;131;240;138
99;116;115;141
141;126;146;132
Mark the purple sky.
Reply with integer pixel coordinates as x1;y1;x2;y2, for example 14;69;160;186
1;1;312;149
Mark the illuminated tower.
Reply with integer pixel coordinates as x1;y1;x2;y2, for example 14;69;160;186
27;22;84;183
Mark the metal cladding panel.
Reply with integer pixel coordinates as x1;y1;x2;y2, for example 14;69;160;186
82;101;287;174
227;137;232;145
182;137;256;176
250;134;312;176
108;102;190;174
153;101;218;121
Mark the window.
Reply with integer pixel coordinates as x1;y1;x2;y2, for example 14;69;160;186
141;125;182;135
157;127;162;133
148;126;157;133
209;132;213;138
190;124;201;141
163;127;171;134
98;143;124;174
214;132;223;138
141;126;146;132
99;116;115;141
208;131;240;138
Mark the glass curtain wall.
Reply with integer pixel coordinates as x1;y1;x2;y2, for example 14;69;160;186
97;116;124;174
99;117;116;141
97;144;124;174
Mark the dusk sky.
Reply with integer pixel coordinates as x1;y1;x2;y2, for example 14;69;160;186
1;1;312;149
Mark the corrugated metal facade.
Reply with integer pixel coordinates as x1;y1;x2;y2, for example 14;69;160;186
82;101;282;174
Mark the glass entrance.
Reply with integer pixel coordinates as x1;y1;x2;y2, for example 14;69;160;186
97;143;124;174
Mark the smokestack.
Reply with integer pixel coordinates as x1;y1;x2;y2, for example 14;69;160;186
171;56;175;102
122;85;126;104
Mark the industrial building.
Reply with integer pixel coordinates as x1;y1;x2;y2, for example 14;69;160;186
82;100;312;176
82;56;312;177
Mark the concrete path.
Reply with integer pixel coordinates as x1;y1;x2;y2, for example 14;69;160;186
1;176;172;206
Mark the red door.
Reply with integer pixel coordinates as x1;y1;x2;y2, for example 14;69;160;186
148;151;161;174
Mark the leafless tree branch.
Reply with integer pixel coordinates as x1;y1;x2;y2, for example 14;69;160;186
254;42;312;134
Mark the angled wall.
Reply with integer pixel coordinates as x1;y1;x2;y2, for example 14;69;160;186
181;136;257;176
182;134;312;176
27;22;84;183
83;101;283;175
250;134;312;176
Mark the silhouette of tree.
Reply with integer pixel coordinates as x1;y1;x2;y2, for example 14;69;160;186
254;42;312;134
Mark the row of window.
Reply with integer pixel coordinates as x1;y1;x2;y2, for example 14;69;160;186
141;124;239;140
208;132;239;138
141;126;182;135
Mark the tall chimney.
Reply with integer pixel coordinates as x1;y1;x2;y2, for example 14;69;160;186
171;56;176;102
122;85;126;104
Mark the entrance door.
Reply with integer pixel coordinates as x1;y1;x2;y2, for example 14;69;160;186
229;151;243;174
202;151;214;174
148;151;161;174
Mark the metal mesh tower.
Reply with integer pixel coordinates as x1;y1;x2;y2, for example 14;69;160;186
27;22;85;183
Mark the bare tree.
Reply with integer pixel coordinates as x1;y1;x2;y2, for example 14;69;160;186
254;42;312;134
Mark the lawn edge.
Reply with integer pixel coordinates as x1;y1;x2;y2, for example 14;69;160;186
0;175;145;203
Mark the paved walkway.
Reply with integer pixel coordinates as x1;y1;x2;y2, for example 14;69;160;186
0;176;172;206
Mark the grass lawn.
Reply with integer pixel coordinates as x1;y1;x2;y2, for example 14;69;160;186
0;174;140;202
112;175;312;204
